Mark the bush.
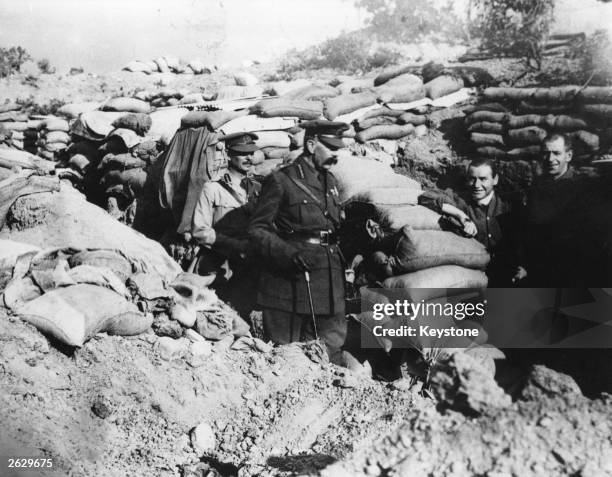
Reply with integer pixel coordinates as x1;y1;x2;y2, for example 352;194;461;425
16;96;66;116
469;0;555;70
0;46;32;77
37;58;55;74
277;32;403;75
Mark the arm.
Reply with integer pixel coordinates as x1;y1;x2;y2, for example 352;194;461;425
191;184;217;247
418;190;477;237
248;173;299;272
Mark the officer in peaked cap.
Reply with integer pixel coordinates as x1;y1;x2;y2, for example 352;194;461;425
248;120;350;365
191;131;262;319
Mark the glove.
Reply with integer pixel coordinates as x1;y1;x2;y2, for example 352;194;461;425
291;252;311;272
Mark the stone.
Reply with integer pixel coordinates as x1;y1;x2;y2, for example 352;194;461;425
195;311;233;341
520;365;582;401
190;422;216;456
428;351;511;416
184;329;206;343
153;315;183;339
157;337;189;361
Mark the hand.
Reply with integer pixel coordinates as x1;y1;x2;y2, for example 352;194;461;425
291;252;311;272
512;266;527;284
458;215;477;237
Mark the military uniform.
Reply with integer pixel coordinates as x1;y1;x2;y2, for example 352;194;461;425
248;154;347;364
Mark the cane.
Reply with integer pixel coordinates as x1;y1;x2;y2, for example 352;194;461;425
304;271;319;340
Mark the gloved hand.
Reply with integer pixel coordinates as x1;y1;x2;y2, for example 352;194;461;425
291;252;311;272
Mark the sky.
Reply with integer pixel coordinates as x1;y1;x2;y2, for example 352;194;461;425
0;0;610;74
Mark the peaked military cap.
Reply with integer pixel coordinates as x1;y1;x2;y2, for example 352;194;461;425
219;131;259;153
300;120;349;150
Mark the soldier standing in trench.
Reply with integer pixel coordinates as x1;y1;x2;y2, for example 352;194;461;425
191;132;262;319
248;120;350;365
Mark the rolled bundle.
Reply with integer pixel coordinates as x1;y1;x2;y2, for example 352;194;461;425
383;265;488;300
323;92;377;120
112;113;152;136
254;131;291;149
470;132;505;147
397;112;427;126
180;109;247;130
467;121;505;134
355;124;414;143
507;126;548;146
249;98;323;120
425;75;464;100
101;97;151;114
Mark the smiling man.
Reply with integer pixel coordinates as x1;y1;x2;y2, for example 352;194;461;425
418;158;522;285
248;120;349;365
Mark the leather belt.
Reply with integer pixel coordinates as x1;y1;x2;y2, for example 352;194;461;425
281;230;338;246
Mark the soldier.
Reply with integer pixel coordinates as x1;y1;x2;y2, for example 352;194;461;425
191;132;261;318
248;120;349;365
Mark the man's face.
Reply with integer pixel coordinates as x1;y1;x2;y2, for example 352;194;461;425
468;164;498;201
310;139;339;171
228;151;254;174
541;137;572;179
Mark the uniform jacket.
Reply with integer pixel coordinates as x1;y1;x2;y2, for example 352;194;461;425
248;155;345;315
191;173;260;258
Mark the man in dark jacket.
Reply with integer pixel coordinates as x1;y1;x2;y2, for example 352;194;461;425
419;158;522;286
248;120;349;365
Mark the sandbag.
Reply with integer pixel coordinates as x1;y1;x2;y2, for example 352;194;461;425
57;102;102;119
362;108;405;120
102;97;151;114
355;124;414;143
68;249;133;281
506;146;542;159
1;122;28;132
467;121;504;134
425;75;464;100
254;131;291;149
0;112;29;122
350;187;422;206
262;147;291;160
466;111;506;124
577;86;612;104
250;98;323;120
377;82;425;104
16;284;151;347
0;102;21;113
123;61;152;73
568;130;600;151
234;71;259;86
43;130;70;144
42;117;70;132
180;109;247;130
463;103;508;114
68;265;128;297
374;64;420;86
336;78;375;95
324;92;377;120
506;114;545;129
544;115;588;131
102;168;147;195
379;205;440;231
154;57;170;73
532;86;581;103
507;126;547;146
382;265;488;300
267;79;312;96
340;175;420;203
0;149;56;172
0;239;39;270
475;147;507;159
516;101;571;114
579;104;612;118
354;116;397;131
483;87;536;102
112;113;152;136
383;227;490;273
43;142;69;153
99;153;147;171
398;112;427;126
179;93;204;105
218;115;297;136
284;84;339;101
470;132;505;147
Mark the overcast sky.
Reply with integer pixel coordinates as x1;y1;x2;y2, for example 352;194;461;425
0;0;610;73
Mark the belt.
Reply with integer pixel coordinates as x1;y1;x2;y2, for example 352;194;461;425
281;230;338;246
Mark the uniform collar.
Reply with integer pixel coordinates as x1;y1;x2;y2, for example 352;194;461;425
476;191;495;207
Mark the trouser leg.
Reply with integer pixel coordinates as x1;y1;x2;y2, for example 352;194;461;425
302;311;348;366
262;308;303;344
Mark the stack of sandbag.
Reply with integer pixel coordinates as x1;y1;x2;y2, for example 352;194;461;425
133;89;208;108
0;104;31;150
350;105;428;144
122;56;214;75
465;86;612;162
35;116;71;161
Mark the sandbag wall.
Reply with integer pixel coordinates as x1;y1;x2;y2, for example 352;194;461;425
123;56;214;75
0;103;35;152
333;155;489;295
465;86;612;163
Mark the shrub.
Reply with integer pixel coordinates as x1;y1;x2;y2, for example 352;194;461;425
16;96;66;116
37;58;55;74
0;46;32;77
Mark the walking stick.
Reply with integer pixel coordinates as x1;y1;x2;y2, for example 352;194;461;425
304;271;319;340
